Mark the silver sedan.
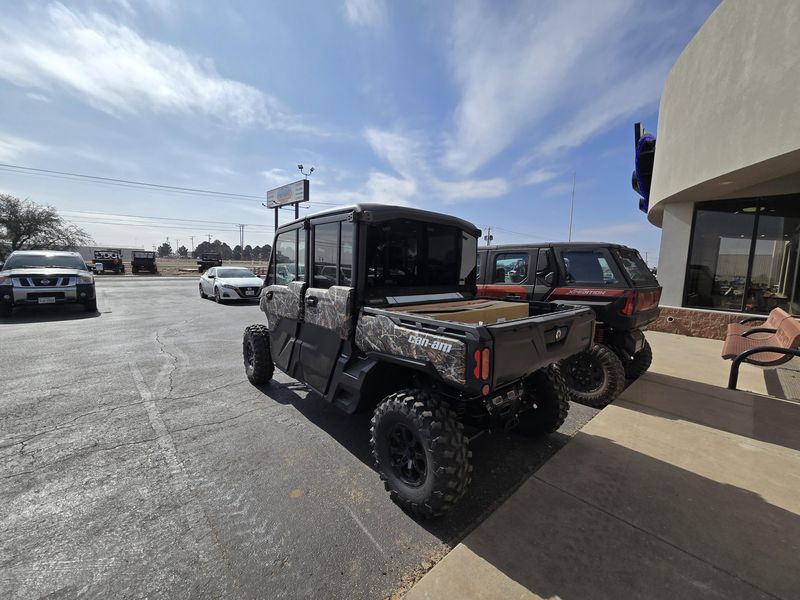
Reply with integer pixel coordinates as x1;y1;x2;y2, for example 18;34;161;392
199;267;264;303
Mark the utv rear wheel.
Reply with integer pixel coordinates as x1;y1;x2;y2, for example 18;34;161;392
625;339;653;380
371;389;471;519
561;344;626;408
243;324;274;384
517;364;570;435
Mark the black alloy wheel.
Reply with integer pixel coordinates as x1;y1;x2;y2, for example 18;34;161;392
387;423;427;487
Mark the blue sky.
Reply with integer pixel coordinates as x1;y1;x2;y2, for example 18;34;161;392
0;0;719;260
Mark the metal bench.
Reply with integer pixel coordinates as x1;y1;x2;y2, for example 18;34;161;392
722;313;800;389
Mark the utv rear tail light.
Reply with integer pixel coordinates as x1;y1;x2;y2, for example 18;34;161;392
621;291;635;316
473;350;481;379
481;348;490;381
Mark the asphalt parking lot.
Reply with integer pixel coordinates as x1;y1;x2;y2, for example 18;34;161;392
0;278;599;599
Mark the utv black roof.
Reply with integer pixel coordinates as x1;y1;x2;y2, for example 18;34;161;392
276;204;481;238
484;242;635;250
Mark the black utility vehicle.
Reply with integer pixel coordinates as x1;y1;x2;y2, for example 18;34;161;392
132;250;158;274
197;252;222;273
477;243;661;407
243;205;594;517
93;248;125;274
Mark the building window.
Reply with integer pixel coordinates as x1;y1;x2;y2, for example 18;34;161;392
684;195;800;314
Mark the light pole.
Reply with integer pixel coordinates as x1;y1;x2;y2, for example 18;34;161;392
297;164;314;220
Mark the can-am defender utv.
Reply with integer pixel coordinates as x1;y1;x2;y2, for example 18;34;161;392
242;205;595;518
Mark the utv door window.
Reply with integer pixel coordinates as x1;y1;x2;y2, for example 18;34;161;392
561;250;619;285
312;220;354;289
313;223;339;289
493;253;529;284
273;229;301;285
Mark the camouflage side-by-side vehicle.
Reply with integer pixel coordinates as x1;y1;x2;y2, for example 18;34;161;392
242;204;594;518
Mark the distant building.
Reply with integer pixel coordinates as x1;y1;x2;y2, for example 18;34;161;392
648;0;800;338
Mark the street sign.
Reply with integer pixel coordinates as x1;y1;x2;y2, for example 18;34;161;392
266;179;309;208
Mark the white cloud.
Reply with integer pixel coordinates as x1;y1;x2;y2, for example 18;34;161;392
363;127;508;204
521;168;558;186
0;3;312;132
261;168;293;188
0;133;47;162
25;92;51;103
344;0;386;27
442;0;670;174
543;182;574;197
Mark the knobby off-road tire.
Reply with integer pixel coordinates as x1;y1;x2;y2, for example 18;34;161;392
561;344;626;408
517;364;570;435
625;339;653;380
199;284;207;299
243;324;274;384
371;389;472;519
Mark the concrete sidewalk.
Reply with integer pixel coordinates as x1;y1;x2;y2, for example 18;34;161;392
406;353;800;598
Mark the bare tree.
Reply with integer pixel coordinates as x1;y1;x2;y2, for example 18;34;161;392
0;194;91;255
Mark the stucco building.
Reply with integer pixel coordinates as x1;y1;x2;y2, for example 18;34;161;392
648;0;800;338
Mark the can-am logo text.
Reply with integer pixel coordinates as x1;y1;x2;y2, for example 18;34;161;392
408;335;453;353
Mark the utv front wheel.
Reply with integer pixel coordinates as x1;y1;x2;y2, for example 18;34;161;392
371;389;471;519
561;344;626;408
625;339;653;380
243;324;274;384
517;364;570;435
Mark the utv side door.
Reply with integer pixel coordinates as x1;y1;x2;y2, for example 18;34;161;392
262;227;307;373
480;247;537;299
295;217;356;395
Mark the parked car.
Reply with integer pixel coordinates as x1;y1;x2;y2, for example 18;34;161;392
197;252;223;273
131;251;158;274
477;242;661;407
199;266;263;303
93;248;125;274
243;204;595;517
0;250;97;316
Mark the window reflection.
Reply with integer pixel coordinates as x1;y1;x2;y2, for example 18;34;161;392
685;195;800;314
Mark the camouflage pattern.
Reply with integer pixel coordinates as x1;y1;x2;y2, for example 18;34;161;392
261;280;306;331
355;313;467;385
304;286;355;339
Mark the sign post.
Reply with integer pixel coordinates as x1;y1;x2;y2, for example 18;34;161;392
266;179;310;232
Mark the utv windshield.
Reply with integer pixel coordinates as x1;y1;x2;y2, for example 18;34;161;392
365;219;477;299
613;248;659;287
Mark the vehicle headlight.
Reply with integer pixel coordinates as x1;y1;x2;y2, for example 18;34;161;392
77;274;94;284
221;283;236;289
